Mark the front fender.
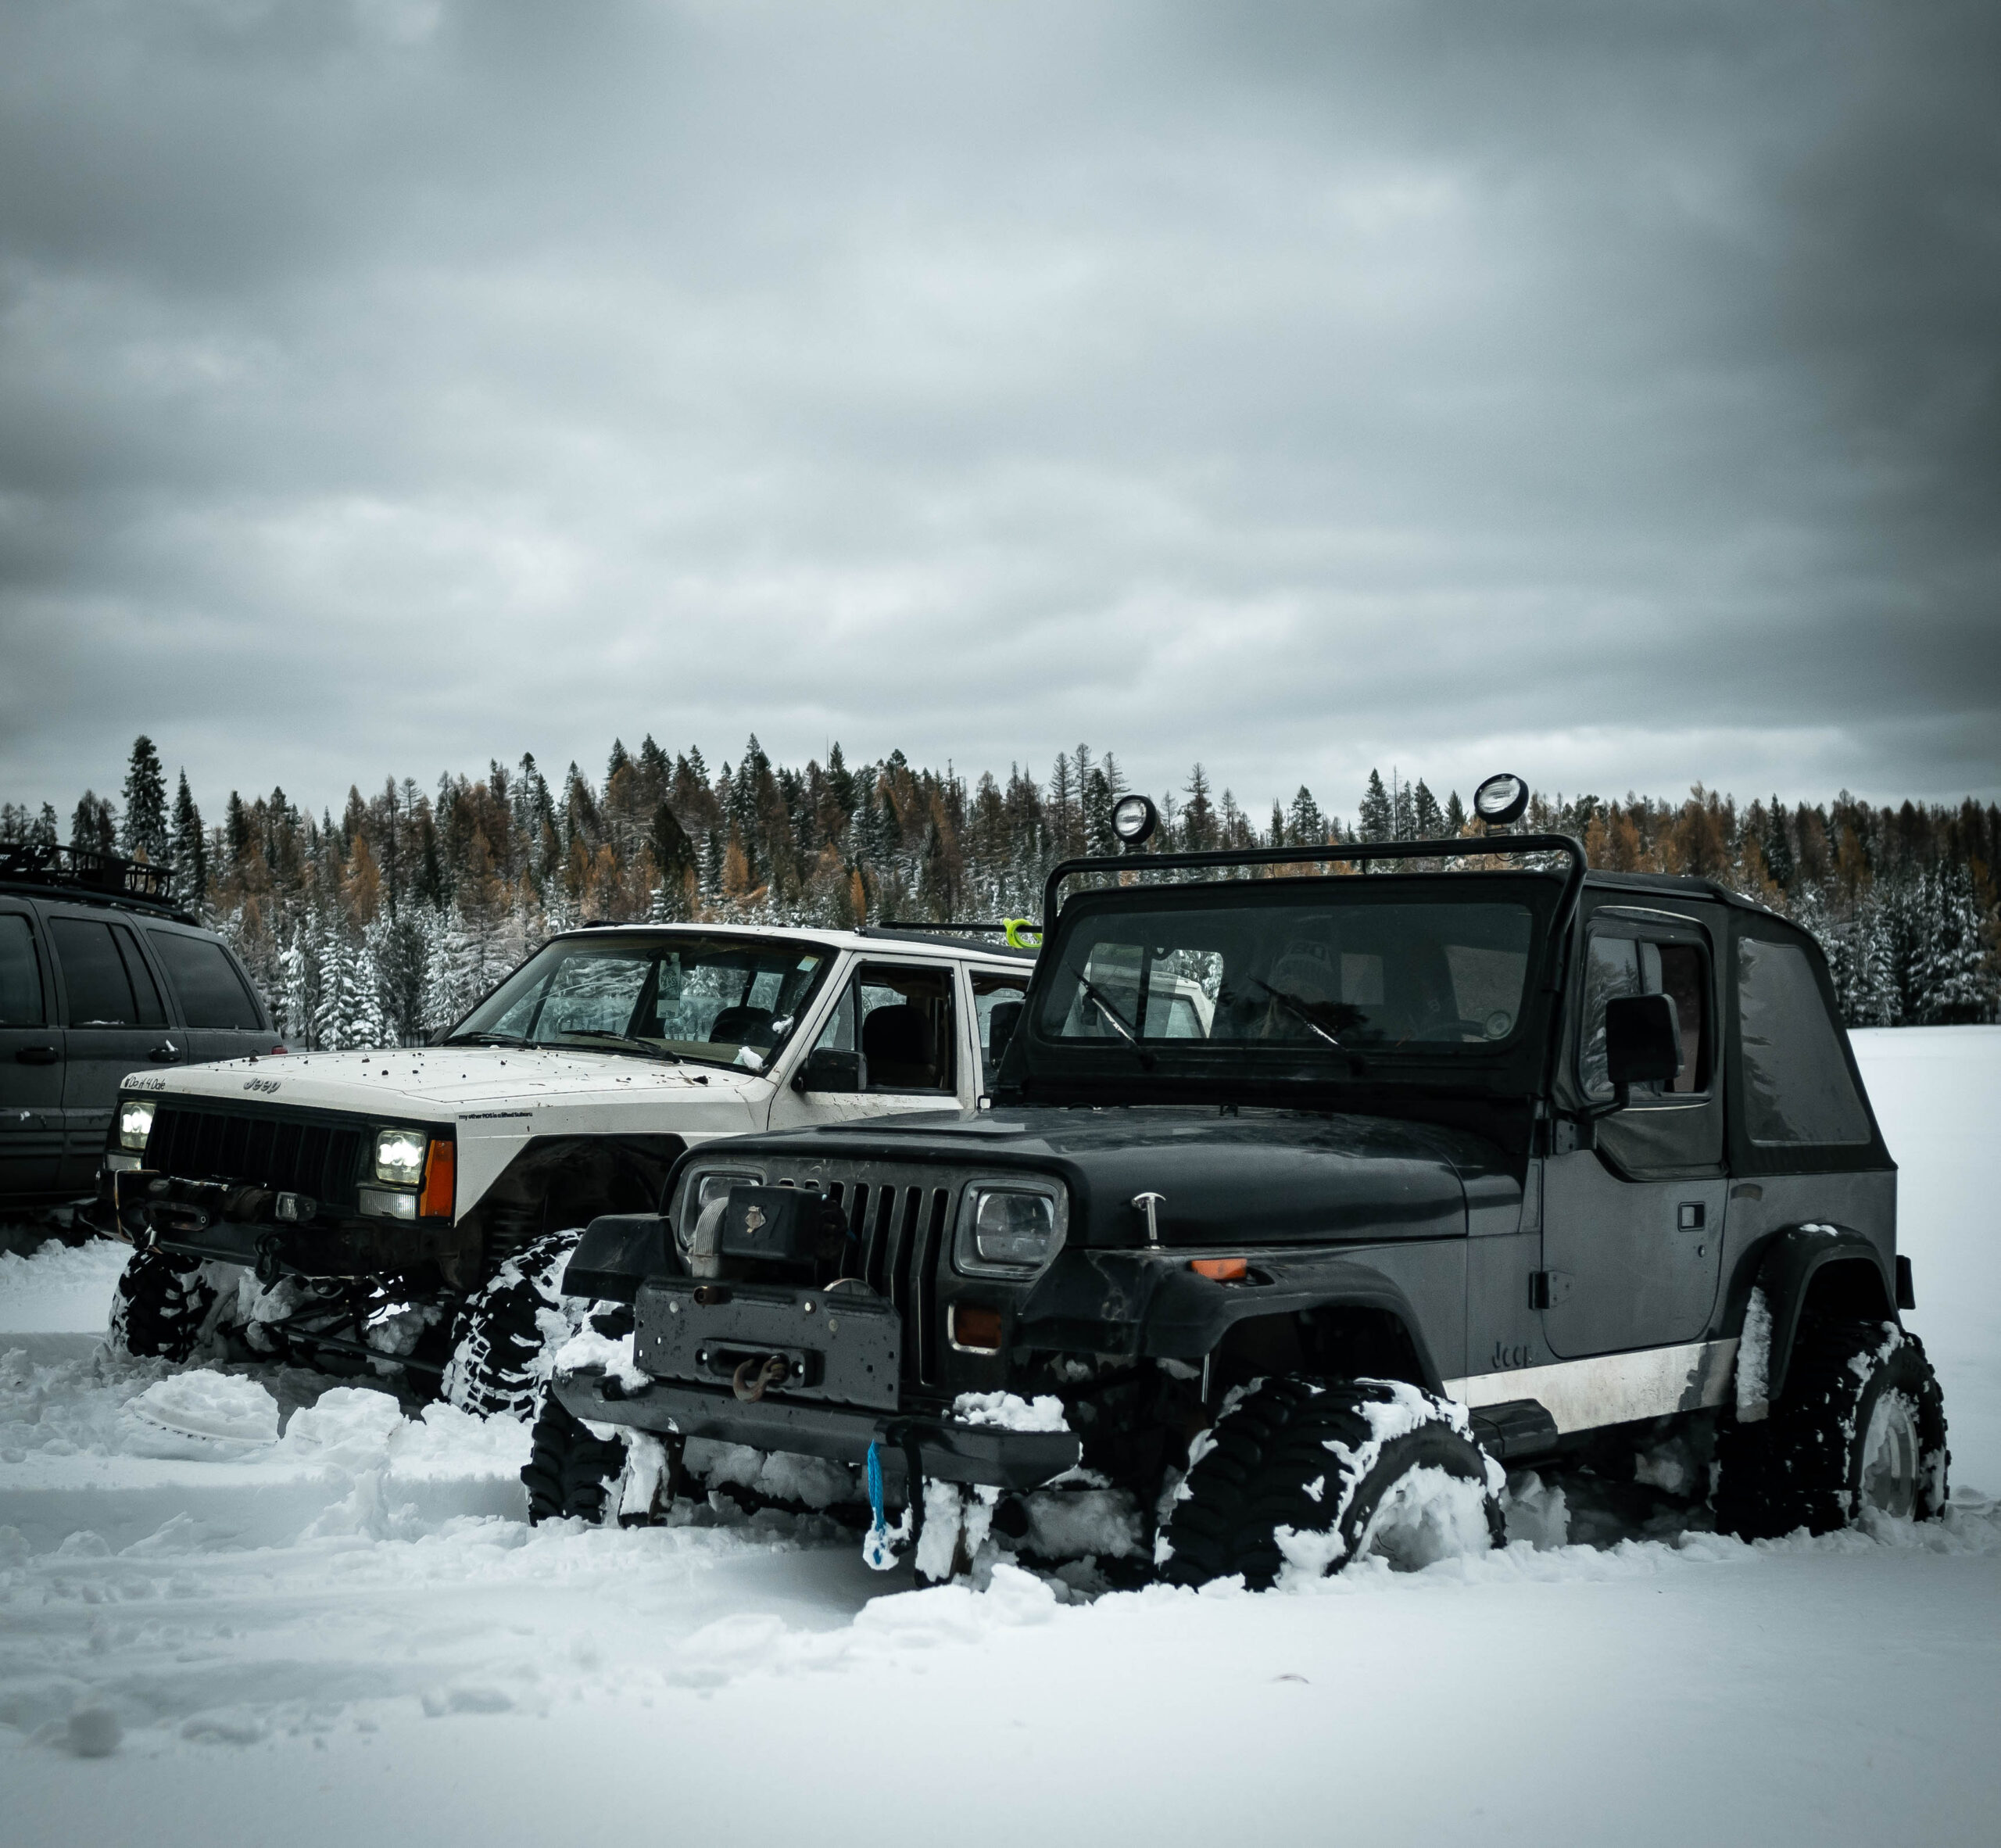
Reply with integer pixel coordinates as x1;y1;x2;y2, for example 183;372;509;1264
1747;1223;1897;1406
1016;1248;1444;1391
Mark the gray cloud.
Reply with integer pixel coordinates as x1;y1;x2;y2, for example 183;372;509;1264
2;0;1996;827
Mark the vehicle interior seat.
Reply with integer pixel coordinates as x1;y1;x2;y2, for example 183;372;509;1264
861;1004;937;1090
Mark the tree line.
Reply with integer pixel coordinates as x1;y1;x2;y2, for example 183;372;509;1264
5;737;1996;1047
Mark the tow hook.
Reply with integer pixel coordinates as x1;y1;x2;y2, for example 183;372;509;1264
732;1354;790;1403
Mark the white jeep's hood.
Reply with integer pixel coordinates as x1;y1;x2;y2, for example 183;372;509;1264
127;1044;769;1119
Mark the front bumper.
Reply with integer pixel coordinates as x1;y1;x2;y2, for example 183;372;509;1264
551;1366;1082;1492
89;1166;464;1278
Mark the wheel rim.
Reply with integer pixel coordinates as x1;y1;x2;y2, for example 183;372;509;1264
1355;1464;1493;1570
1860;1390;1919;1518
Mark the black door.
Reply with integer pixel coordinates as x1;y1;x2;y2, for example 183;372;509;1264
139;922;272;1062
47;909;184;1191
0;900;64;1199
1541;902;1729;1356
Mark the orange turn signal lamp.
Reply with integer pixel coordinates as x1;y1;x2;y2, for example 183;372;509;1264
419;1140;456;1219
950;1304;1004;1353
1189;1257;1247;1282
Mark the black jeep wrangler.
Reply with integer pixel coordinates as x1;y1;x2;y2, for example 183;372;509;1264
532;817;1946;1586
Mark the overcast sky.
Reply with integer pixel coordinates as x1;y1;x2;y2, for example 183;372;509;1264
2;0;1996;830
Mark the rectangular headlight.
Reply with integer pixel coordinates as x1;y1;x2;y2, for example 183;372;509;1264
117;1097;156;1152
954;1184;1065;1277
676;1168;764;1255
374;1128;428;1187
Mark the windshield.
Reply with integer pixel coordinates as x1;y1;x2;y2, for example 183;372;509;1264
453;933;832;1069
1035;886;1537;1058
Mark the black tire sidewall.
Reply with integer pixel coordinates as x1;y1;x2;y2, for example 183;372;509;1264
1166;1377;1502;1589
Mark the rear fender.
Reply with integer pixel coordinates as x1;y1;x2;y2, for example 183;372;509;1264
1748;1223;1897;1406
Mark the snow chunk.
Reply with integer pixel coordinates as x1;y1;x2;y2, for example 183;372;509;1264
951;1390;1070;1433
1021;1486;1144;1560
281;1384;404;1473
124;1370;281;1456
553;1325;650;1392
1737;1286;1772;1422
1504;1470;1571;1550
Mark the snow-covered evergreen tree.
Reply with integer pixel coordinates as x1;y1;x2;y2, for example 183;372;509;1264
1357;771;1392;843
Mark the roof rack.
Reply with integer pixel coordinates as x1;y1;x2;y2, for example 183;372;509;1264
0;840;188;918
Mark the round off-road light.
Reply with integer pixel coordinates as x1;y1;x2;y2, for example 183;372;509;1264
1111;793;1159;846
1473;772;1529;827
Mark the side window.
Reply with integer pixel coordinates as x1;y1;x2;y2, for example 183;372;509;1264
813;964;956;1094
49;918;142;1026
111;925;168;1026
148;930;264;1030
1581;930;1712;1100
972;972;1029;1090
1738;937;1871;1145
0;914;45;1025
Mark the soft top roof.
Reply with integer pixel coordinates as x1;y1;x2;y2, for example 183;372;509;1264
1580;868;1782;918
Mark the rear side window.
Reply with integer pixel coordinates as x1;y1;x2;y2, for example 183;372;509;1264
1738;937;1870;1145
0;915;45;1025
148;930;263;1030
50;918;167;1026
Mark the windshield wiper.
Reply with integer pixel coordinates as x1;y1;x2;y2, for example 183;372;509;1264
1075;976;1154;1067
553;1029;680;1062
443;1031;532;1048
1254;980;1344;1049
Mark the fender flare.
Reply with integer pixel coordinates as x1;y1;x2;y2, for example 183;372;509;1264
1745;1223;1897;1406
1016;1248;1445;1393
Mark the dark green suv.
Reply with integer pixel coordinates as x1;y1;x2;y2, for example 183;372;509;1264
0;843;280;1216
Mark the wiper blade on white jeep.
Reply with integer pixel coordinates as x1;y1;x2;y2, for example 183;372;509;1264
552;1029;680;1062
443;1031;532;1048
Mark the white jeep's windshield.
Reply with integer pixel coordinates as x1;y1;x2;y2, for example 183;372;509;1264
1038;894;1534;1055
453;934;832;1069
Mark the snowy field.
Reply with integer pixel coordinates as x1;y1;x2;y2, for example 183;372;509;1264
3;1027;1998;1847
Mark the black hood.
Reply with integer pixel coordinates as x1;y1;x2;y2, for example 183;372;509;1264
721;1105;1506;1248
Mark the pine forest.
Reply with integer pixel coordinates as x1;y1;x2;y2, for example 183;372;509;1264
5;736;1996;1049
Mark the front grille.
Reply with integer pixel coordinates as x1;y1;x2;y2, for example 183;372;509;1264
145;1104;366;1211
754;1159;958;1389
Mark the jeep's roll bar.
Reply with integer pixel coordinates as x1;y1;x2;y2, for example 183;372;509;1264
1042;833;1591;995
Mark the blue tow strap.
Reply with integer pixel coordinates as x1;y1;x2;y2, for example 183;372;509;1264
866;1440;886;1536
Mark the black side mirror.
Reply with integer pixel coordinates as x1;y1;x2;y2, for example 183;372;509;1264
1589;993;1683;1121
791;1046;862;1094
986;1001;1022;1062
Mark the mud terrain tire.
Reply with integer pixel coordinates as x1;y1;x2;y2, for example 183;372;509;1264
521;1395;628;1524
1162;1375;1504;1590
1716;1318;1947;1539
106;1245;218;1362
441;1229;585;1420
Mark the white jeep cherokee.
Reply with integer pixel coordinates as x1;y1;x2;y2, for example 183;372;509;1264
95;922;1035;1413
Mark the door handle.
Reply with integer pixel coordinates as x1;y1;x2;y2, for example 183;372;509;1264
148;1041;181;1063
15;1045;61;1064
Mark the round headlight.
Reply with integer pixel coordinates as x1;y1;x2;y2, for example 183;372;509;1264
1473;772;1529;827
373;1128;428;1187
117;1097;156;1152
1111;793;1159;846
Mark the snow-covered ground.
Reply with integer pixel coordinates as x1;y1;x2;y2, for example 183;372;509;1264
3;1026;1998;1846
